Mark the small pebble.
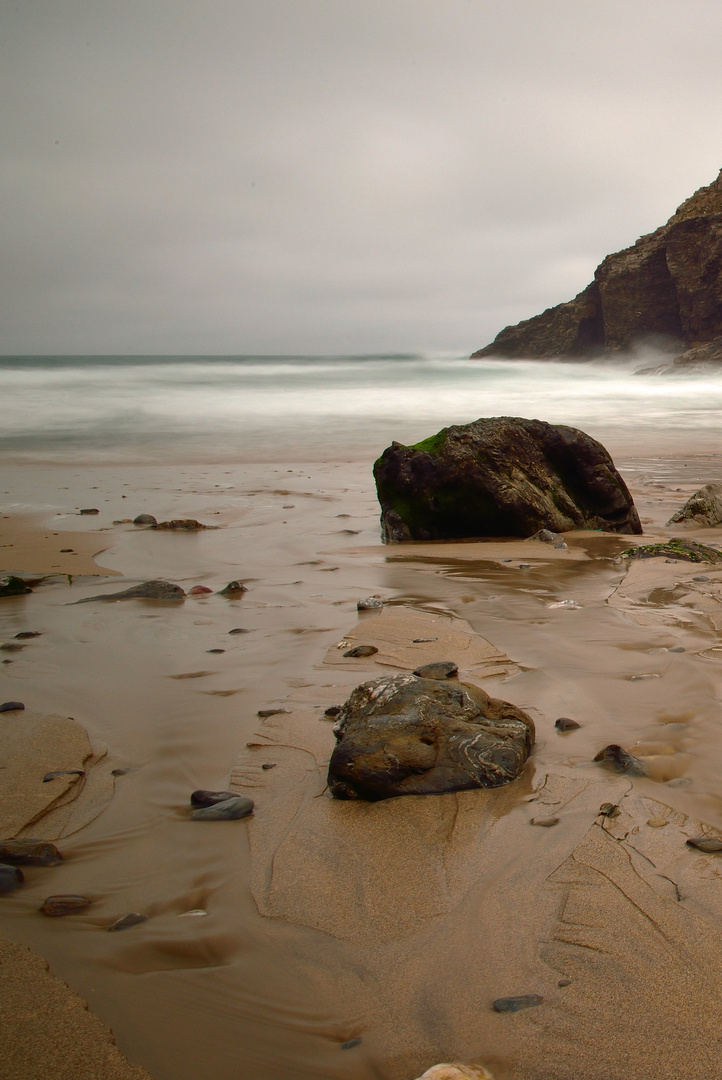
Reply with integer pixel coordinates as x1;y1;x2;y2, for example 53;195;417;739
667;777;691;788
693;576;710;582
343;645;378;658
668;646;685;653
0;643;24;652
178;909;207;918
60;548;74;553
531;817;559;827
191;796;254;821
665;558;677;564
133;514;157;526
554;717;580;732
190;789;237;807
79;508;99;515
0;701;24;712
501;558;512;563
257;707;290;717
189;586;213;595
111;767;130;776
598;803;621;818
108;912;148;932
207;648;225;654
43;770;84;783
261;762;277;770
647;817;669;828
0;841;61;866
413;661;458;679
558;979;572;988
228;628;250;634
412;637;438;643
357;597;383;610
341;1039;362;1050
492;994;543;1013
14;632;41;639
629;673;661;681
41;894;91;916
218;580;247;596
518;563;531;569
686;836;722;852
0;864;24;894
324;705;341;717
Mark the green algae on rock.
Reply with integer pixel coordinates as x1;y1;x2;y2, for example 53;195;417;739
620;538;722;563
373;416;641;542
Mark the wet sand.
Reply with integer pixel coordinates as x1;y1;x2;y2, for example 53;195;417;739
3;455;722;1078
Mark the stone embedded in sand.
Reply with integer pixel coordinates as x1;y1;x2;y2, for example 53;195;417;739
415;1067;495;1080
14;631;41;639
555;716;581;732
357;596;383;610
153;518;208;530
413;661;458;680
598;802;621;818
76;579;186;602
190;789;237;807
0;841;62;866
0;864;24;894
79;508;99;514
108;912;148;931
190;795;253;820
218;580;247;596
40;894;92;916
686;836;722;852
189;585;213;595
620;538;722;563
492;994;543;1013
343;645;378;658
0;701;24;712
328;673;534;801
132;513;157;525
43;769;84;783
666;483;722;527
0;642;24;652
531;816;559;827
0;576;32;598
594;744;647;776
373;417;641;542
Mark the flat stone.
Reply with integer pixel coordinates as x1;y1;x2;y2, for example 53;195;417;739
190;789;237;807
531;816;559;827
218;580;247;596
153;518;208;530
132;513;157;525
257;707;290;717
0;643;25;652
598;803;621;817
190;796;254;820
555;716;581;731
228;627;250;634
76;580;186;603
0;841;62;866
594;744;647;776
40;894;92;916
343;645;378;658
108;912;149;932
341;1039;362;1050
647;817;669;828
413;661;458;680
686;836;722;852
492;994;543;1013
43;770;84;783
14;631;41;639
357;597;383;610
0;701;24;712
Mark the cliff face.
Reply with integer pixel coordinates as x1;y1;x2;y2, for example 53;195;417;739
472;169;722;360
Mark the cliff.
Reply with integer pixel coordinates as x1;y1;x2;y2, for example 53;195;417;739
472;169;722;361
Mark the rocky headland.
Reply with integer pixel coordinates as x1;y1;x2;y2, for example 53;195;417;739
472;168;722;369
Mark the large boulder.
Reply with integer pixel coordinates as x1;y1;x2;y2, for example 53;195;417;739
373;416;641;541
472;168;722;360
327;673;534;801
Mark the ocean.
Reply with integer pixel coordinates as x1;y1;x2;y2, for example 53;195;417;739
1;352;720;463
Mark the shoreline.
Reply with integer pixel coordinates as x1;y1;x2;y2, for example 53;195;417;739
2;454;722;1078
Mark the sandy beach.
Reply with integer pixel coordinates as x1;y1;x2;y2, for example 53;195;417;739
3;452;722;1079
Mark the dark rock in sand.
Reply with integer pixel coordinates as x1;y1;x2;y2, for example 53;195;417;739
228;627;250;634
328;673;534;801
191;796;253;820
0;841;62;866
686;836;722;853
324;705;342;717
0;642;25;652
261;762;277;770
190;789;237;807
0;576;32;598
472;168;722;361
40;894;91;916
413;661;458;680
0;701;24;712
189;585;213;595
133;513;157;526
207;648;225;654
492;994;544;1013
343;645;379;658
75;579;186;602
257;707;290;718
554;716;581;732
0;864;24;894
341;1039;362;1050
79;508;99;515
108;912;149;931
153;518;209;530
666;484;722;527
43;770;84;783
598;803;621;817
528;528;563;543
620;538;722;564
14;631;41;639
218;581;247;596
374;417;640;541
594;744;647;776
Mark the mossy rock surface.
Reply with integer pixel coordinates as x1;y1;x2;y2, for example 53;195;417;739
620;538;722;563
373;416;641;542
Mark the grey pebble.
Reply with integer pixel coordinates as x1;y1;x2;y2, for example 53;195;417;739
14;632;41;639
413;661;458;680
228;628;250;634
111;767;131;776
0;864;24;894
668;646;686;653
43;770;84;783
518;563;532;569
191;796;254;821
686;836;722;852
531;816;559;827
554;716;580;732
190;789;237;807
343;645;378;658
108;912;149;932
207;648;225;654
257;707;290;717
341;1039;362;1050
357;597;383;610
412;637;438;643
79;508;99;515
261;763;277;770
693;575;710;582
0;701;24;712
0;643;25;652
492;994;543;1013
558;979;572;988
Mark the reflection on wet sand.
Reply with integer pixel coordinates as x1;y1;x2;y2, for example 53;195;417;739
3;458;722;1078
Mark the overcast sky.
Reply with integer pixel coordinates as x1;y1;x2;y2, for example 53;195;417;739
2;0;722;355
